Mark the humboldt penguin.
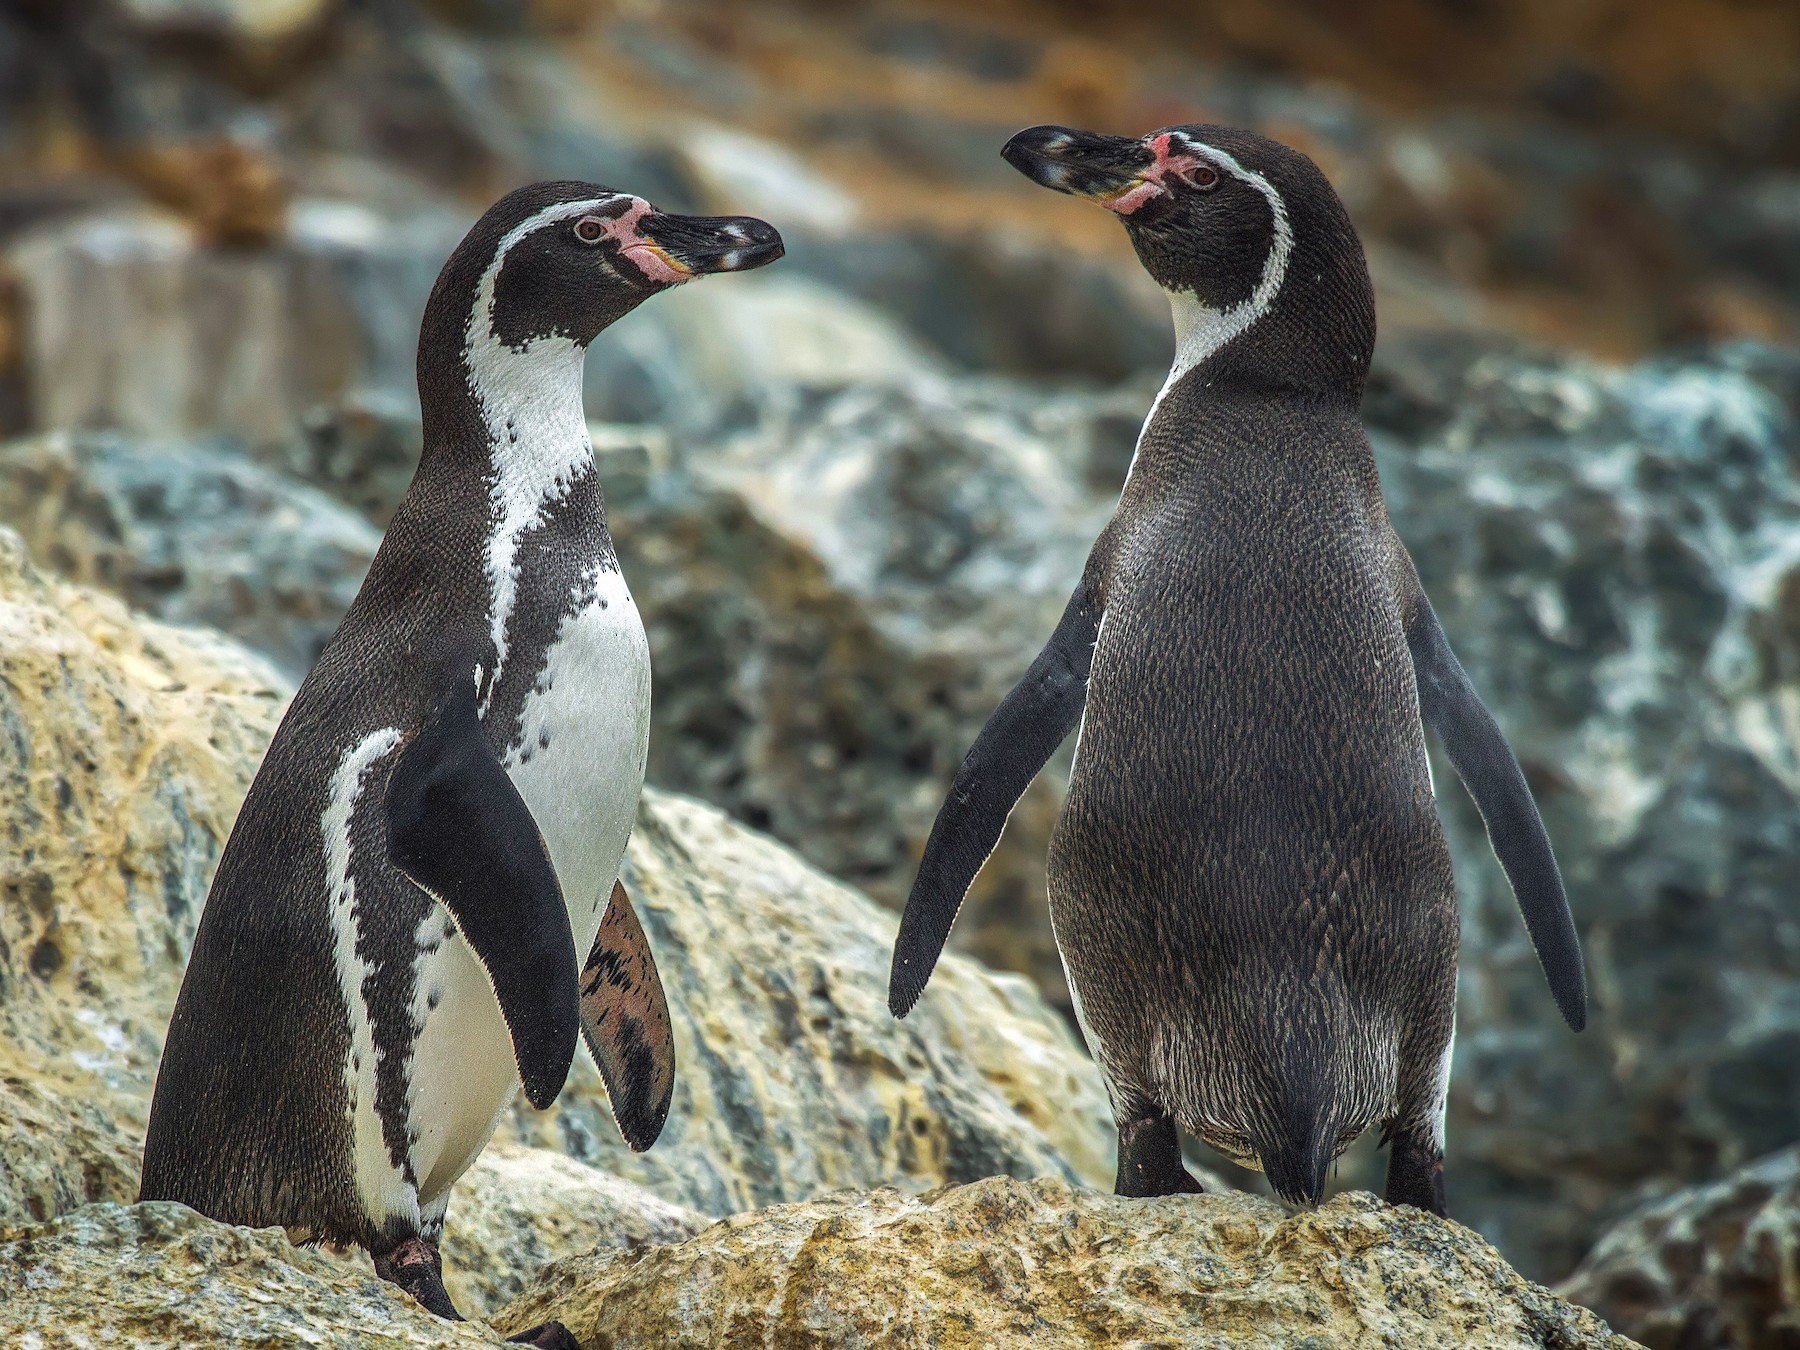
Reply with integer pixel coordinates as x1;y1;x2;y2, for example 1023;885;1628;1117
141;181;783;1337
889;125;1584;1214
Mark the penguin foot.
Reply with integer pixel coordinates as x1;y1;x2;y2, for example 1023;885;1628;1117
1384;1129;1447;1217
371;1235;461;1320
1115;1111;1206;1198
506;1321;580;1349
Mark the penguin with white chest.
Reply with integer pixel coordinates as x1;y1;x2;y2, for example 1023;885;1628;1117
890;126;1586;1214
141;182;783;1336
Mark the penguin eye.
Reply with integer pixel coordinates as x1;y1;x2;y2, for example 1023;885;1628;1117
574;217;606;243
1188;164;1220;191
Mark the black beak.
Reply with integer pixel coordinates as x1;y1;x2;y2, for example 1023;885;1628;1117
635;212;785;276
1002;125;1154;202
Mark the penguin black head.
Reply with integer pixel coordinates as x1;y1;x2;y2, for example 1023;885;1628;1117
414;181;784;466
1003;125;1374;398
444;179;785;351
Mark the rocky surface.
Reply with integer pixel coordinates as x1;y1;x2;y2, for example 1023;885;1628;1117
439;1144;706;1319
498;1178;1638;1350
1366;337;1800;1277
505;788;1119;1216
1560;1145;1800;1350
0;429;379;677
0;1202;489;1349
602;379;1138;1000
0;526;286;1226
5;202;461;442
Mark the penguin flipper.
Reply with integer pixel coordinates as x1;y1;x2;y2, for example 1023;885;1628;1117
579;880;675;1151
889;577;1102;1018
1407;594;1588;1031
386;671;580;1110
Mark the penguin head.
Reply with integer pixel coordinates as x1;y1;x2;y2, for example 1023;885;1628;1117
1002;125;1373;397
452;180;785;349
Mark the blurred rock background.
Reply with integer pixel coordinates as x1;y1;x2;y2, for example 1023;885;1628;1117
1;0;1797;1318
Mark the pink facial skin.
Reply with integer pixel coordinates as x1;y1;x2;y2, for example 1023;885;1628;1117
595;198;693;285
1098;132;1206;216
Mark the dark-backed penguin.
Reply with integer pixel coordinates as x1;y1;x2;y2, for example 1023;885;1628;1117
889;125;1585;1215
140;182;783;1338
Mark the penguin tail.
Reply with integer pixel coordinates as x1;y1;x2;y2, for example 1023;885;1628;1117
1252;1082;1340;1208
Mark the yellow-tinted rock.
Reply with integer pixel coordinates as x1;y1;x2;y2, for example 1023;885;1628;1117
496;1178;1642;1350
507;790;1120;1214
0;527;287;1223
442;1144;706;1318
0;1202;489;1349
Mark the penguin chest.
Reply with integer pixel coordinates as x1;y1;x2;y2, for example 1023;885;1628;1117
500;564;653;951
400;566;650;1210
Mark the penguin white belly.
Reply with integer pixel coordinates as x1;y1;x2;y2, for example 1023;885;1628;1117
404;566;652;1209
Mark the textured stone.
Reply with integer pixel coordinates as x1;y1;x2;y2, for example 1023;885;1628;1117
0;1202;487;1348
497;1178;1639;1349
0;430;381;678
597;381;1140;1012
0;526;287;1208
1559;1145;1800;1350
7;202;461;442
441;1143;705;1318
1365;338;1800;1278
584;274;942;429
506;789;1121;1215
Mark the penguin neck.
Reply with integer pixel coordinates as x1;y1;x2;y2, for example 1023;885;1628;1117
460;331;595;518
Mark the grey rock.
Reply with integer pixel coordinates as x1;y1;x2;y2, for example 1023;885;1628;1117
265;389;424;527
785;226;1170;381
584;275;942;429
8;201;462;441
596;378;1144;1005
1367;336;1800;1278
0;430;380;677
1558;1145;1800;1350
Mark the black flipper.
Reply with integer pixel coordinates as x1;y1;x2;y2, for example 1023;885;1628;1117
889;577;1102;1017
579;880;676;1152
386;670;579;1109
1407;594;1588;1031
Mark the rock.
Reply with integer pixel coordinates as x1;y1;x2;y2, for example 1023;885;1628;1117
0;429;380;678
0;1075;140;1228
584;274;942;428
0;1201;488;1348
673;123;859;234
125;137;292;248
496;1178;1638;1349
6;201;462;441
0;526;287;1225
1365;336;1800;1277
261;388;424;527
441;1143;706;1318
1558;1145;1800;1350
505;789;1121;1215
785;227;1170;381
113;0;334;51
593;380;1142;1011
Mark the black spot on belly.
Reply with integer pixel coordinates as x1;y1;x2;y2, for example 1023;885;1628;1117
539;730;551;751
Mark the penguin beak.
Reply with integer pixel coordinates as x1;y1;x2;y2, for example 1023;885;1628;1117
631;212;785;278
1002;125;1164;215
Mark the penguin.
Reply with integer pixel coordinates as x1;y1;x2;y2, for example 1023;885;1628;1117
140;181;784;1338
889;125;1585;1215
